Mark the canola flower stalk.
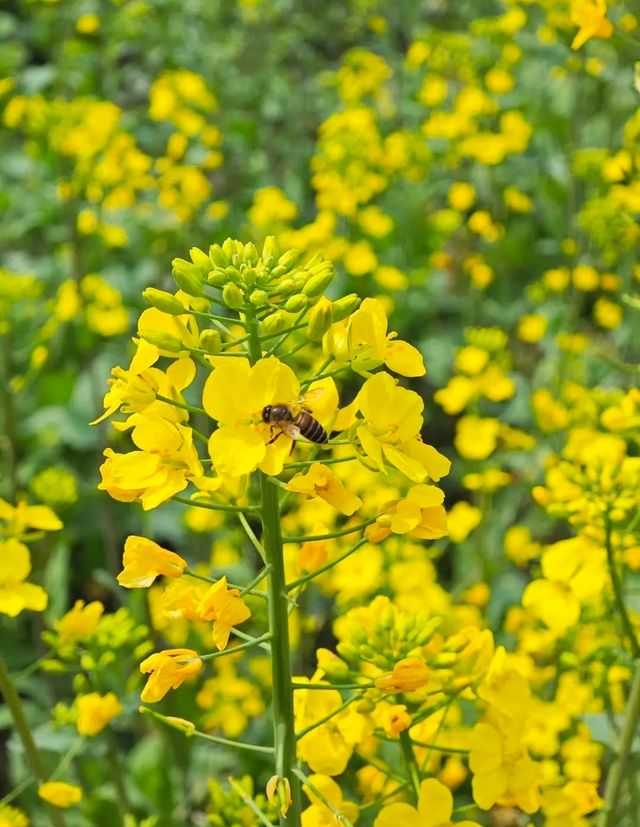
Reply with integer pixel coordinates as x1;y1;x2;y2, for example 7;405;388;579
247;309;303;825
0;655;68;827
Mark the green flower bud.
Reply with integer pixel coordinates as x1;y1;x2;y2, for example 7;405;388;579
331;293;361;321
277;249;300;271
302;267;334;297
207;268;228;287
224;265;241;283
222;282;245;309
222;238;236;258
262;235;279;261
270;265;289;279
274;277;296;296
142;288;185;315
190;297;211;314
249;289;270;307
243;242;258;265
208;244;228;268
189;246;210;274
172;258;205;297
260;310;289;336
243;267;257;288
139;329;184;352
199;329;222;354
307;296;333;341
284;294;308;313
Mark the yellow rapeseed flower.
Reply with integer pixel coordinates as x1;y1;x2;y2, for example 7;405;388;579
38;782;82;809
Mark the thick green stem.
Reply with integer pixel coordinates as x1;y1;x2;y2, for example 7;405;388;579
399;729;421;804
260;474;302;825
598;667;640;827
0;655;67;827
247;310;301;825
605;511;640;658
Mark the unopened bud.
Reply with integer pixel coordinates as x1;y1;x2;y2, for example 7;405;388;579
275;277;296;296
243;267;257;288
189;297;210;314
308;297;333;341
331;293;361;321
208;244;228;268
222;282;245;309
189;246;210;274
277;249;300;271
284;294;308;313
260;310;289;336
243;242;258;265
222;238;236;258
172;258;205;297
207;268;228;287
139;329;183;352
142;288;185;315
302;267;333;297
199;329;222;354
262;236;279;261
249;289;269;307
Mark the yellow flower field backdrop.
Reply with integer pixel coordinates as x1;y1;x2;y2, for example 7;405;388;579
1;1;640;825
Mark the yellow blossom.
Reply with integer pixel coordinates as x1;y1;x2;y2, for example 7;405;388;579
38;782;82;809
301;775;359;826
140;648;203;703
117;535;187;588
202;356;307;478
366;484;448;542
570;0;613;49
76;692;123;736
375;658;430;693
197;576;252;650
286;464;362;515
98;416;203;510
324;297;426;377
375;777;481;827
55;600;104;645
356;372;451;483
0;540;48;617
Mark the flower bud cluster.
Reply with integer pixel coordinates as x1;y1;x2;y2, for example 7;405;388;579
172;236;334;315
335;596;440;670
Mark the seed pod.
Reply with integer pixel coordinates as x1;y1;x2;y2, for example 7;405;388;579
200;329;222;354
142;288;185;315
222;282;245;309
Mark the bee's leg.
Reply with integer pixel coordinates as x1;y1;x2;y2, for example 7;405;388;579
289;439;296;455
267;428;283;446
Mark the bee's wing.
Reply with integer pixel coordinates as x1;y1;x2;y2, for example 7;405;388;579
290;387;325;412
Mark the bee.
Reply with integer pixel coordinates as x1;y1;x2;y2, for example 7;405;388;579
262;391;328;446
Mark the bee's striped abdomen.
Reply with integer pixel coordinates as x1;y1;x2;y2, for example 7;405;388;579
294;411;328;444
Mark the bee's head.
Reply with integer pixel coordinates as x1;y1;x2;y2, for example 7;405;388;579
261;405;272;423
